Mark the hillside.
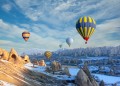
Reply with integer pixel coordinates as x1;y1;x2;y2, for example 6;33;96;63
0;60;68;86
0;60;42;86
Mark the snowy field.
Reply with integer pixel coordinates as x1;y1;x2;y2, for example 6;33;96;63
80;57;108;61
25;63;120;85
69;68;80;76
25;63;46;72
25;63;76;80
93;74;120;84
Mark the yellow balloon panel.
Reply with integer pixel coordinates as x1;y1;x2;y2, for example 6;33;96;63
44;51;52;59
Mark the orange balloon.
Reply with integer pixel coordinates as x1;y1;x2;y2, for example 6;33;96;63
22;31;30;42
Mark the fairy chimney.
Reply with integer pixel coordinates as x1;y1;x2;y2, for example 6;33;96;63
0;48;9;60
8;48;24;66
51;61;62;72
75;69;99;86
63;67;71;77
39;60;46;66
22;55;31;64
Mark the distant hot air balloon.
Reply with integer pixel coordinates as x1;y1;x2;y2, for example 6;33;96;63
66;38;73;47
44;51;52;59
59;44;62;48
76;16;96;44
22;31;30;42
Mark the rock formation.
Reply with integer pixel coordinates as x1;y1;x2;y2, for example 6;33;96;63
82;63;93;82
0;59;67;86
99;80;105;86
76;63;99;86
0;48;9;60
76;69;92;86
39;60;46;66
51;61;62;73
0;48;31;66
45;67;52;73
63;67;71;77
76;69;99;86
8;48;24;66
22;55;31;64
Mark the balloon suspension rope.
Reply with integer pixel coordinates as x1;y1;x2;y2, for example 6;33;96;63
85;41;88;58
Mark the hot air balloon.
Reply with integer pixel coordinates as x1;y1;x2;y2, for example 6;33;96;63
76;16;96;44
22;31;30;42
66;38;73;47
44;51;52;59
59;44;62;48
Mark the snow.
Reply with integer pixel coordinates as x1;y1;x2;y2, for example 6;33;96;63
0;80;15;86
46;62;51;65
80;57;108;61
24;63;46;72
89;66;98;72
93;74;120;84
53;74;75;80
25;63;120;85
25;63;77;80
69;68;80;76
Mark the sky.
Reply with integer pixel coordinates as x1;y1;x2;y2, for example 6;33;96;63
0;0;120;53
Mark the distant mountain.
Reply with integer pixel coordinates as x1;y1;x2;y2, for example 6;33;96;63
53;48;66;53
21;48;46;56
20;45;120;58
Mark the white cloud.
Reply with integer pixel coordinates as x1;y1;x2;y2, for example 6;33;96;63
14;0;120;28
0;19;64;52
0;19;25;39
0;40;14;45
1;4;12;12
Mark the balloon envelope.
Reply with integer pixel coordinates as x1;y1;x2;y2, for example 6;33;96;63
76;16;96;44
59;44;62;48
66;38;73;47
22;31;30;42
44;51;52;59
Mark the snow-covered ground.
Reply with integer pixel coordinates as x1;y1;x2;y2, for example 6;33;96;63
0;80;15;86
69;68;80;76
93;74;120;84
80;57;108;61
25;63;76;80
89;66;99;72
25;63;120;85
24;63;46;72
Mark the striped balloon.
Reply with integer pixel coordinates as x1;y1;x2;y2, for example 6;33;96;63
22;31;30;42
44;51;52;59
76;16;96;44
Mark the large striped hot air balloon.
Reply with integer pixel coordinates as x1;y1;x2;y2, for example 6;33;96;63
76;16;96;44
44;51;52;59
22;31;30;42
